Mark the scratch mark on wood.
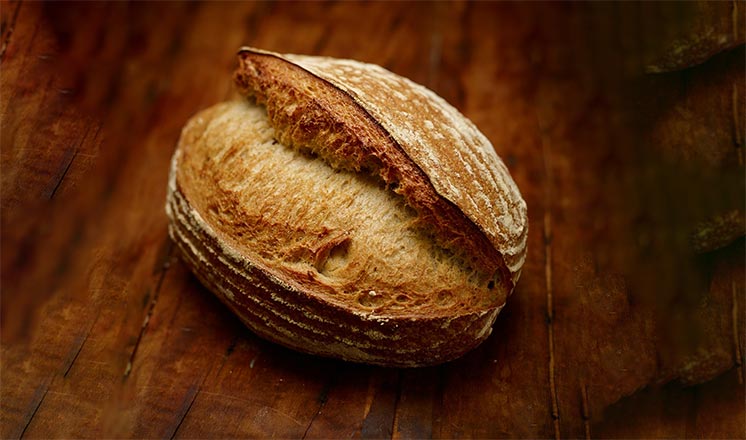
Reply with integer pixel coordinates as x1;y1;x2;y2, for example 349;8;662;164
580;382;591;440
541;119;561;440
733;280;744;385
123;240;174;379
166;382;200;440
0;0;22;62
18;378;51;439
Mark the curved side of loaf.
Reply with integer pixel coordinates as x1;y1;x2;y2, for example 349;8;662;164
165;103;503;367
168;189;500;367
234;47;528;286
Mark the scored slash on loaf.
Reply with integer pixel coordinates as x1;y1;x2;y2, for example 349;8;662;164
165;47;528;367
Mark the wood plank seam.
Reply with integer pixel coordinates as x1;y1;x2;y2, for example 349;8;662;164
123;240;174;378
389;372;403;440
733;1;740;43
733;280;744;385
0;0;22;62
359;370;402;439
541;118;561;440
732;81;743;166
433;363;446;439
580;382;591;440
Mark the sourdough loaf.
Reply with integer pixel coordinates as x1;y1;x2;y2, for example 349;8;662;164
166;48;528;367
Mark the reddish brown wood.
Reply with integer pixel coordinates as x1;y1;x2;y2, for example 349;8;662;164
1;2;744;439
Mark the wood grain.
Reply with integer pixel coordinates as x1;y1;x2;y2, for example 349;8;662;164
1;1;744;438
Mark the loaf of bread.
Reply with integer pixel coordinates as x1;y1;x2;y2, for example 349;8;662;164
165;47;528;367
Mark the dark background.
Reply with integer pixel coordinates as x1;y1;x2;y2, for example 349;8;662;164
1;1;744;438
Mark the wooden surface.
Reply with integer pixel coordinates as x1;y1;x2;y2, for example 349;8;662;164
1;2;745;438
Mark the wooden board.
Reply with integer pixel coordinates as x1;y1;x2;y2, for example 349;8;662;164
2;2;744;438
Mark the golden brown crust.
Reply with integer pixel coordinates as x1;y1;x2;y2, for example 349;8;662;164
166;49;529;366
234;48;527;286
173;101;507;318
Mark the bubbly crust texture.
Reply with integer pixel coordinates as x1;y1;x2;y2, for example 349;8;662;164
234;47;528;286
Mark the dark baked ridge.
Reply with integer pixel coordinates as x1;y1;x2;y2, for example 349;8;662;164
234;48;528;287
167;101;505;366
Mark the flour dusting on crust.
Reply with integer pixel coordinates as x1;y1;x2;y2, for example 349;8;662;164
284;54;528;282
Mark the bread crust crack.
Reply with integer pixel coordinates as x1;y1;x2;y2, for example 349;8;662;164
234;48;527;287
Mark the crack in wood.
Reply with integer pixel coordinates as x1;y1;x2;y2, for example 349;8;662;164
61;317;97;378
301;371;336;439
18;377;51;439
48;148;78;199
123;240;174;379
732;82;743;166
0;0;22;62
541;118;561;440
164;336;227;439
48;123;95;199
733;280;744;385
580;382;591;440
62;336;86;378
167;382;200;440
